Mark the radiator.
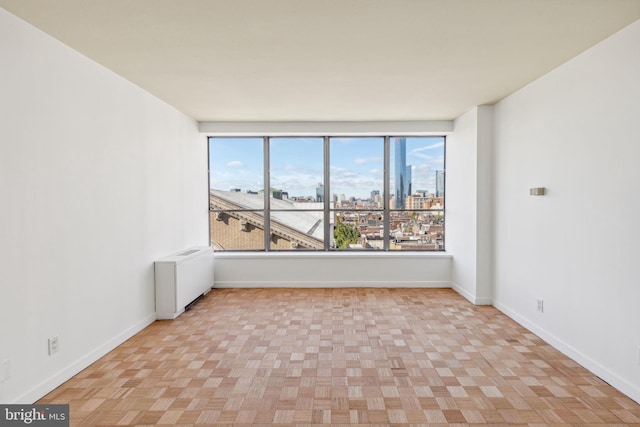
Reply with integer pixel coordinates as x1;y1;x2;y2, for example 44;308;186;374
154;246;214;319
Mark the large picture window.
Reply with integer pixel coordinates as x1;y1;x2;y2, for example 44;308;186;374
209;136;445;251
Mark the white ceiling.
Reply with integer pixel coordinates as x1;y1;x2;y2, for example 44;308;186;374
1;0;639;122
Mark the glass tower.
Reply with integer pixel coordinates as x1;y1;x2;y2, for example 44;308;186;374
436;170;445;197
316;183;324;202
394;138;407;209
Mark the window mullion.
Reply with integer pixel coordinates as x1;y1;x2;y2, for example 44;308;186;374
323;136;331;250
383;136;390;251
263;136;270;251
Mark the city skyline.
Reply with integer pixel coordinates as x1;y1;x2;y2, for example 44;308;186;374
209;136;445;200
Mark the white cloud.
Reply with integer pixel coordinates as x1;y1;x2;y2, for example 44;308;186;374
354;156;383;165
410;142;444;154
330;166;349;174
411;152;432;161
226;160;244;167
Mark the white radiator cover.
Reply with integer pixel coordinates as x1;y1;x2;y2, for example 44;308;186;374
154;246;214;319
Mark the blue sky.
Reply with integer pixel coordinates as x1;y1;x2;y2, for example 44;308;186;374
209;136;444;199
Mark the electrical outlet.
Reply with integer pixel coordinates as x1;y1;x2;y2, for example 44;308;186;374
536;299;544;313
0;359;10;383
48;336;59;355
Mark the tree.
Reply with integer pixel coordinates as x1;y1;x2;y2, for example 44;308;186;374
334;221;360;249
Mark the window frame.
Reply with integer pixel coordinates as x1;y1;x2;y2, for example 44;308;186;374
208;135;445;252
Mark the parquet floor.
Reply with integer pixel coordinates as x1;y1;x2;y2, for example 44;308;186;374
39;288;640;426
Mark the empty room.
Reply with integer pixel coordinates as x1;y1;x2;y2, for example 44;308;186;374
1;0;639;425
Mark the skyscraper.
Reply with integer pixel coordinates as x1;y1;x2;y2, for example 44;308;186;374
394;138;411;209
436;170;445;197
316;183;324;202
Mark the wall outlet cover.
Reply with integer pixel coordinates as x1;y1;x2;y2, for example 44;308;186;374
48;336;59;355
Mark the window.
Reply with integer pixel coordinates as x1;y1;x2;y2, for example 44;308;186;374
209;136;445;251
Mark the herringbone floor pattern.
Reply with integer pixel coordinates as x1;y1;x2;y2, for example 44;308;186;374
39;288;640;426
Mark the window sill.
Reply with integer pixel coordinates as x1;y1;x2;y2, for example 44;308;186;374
213;251;452;260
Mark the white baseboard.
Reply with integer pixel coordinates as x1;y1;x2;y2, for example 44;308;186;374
451;283;492;305
214;280;451;288
14;313;157;404
493;299;640;405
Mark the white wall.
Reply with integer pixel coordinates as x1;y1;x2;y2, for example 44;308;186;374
214;253;451;288
492;20;640;403
447;106;493;305
0;9;208;403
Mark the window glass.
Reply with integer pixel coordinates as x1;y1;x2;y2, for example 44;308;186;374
389;136;445;250
269;137;324;250
329;137;384;208
209;137;265;250
330;137;384;250
208;135;445;251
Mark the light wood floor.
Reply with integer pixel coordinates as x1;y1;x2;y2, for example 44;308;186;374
39;288;640;426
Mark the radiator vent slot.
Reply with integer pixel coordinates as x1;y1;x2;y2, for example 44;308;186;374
178;249;200;256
